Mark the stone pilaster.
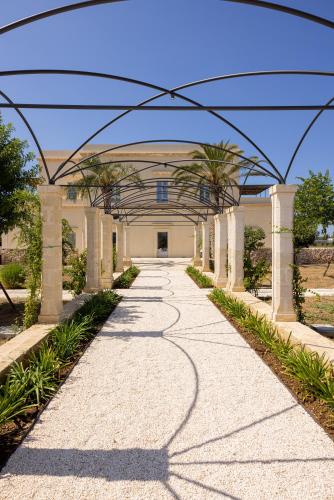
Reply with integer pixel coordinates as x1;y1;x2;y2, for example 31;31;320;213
84;207;101;292
38;185;63;324
123;225;132;267
201;221;210;272
214;213;228;288
270;184;297;322
115;222;124;272
227;206;245;292
101;214;114;289
193;225;201;266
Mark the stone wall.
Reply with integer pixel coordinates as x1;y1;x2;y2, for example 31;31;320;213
252;247;334;265
0;249;26;264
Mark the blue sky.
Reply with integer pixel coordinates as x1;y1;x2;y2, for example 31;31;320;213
0;0;334;183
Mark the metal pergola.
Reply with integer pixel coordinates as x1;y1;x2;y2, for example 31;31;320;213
0;1;333;224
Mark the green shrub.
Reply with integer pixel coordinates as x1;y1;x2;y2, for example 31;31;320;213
0;263;26;289
50;316;93;362
0;379;27;425
186;266;213;288
209;288;334;410
67;250;87;296
74;290;121;323
113;266;140;289
0;289;121;426
243;225;270;296
9;361;58;406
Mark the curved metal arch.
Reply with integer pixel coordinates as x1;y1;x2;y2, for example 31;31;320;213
120;201;209;221
58;139;281;183
123;210;200;225
95;183;231;213
285;94;334;182
1;0;334;36
95;181;232;211
54;70;334;177
4;70;334;183
48;69;334;182
0;89;50;181
0;68;277;178
60;156;271;187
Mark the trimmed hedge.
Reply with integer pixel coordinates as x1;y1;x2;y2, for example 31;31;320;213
186;265;213;288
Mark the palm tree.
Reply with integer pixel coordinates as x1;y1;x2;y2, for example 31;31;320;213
68;156;142;213
172;140;260;210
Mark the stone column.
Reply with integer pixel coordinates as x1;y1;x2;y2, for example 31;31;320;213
85;207;101;292
38;185;63;324
115;222;124;272
270;184;297;322
193;225;201;266
214;213;228;288
227;206;245;292
101;214;113;289
123;224;132;267
201;221;210;272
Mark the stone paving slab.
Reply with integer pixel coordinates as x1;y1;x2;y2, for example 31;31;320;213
1;258;334;499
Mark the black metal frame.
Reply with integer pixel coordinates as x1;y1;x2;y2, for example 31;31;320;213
0;1;333;222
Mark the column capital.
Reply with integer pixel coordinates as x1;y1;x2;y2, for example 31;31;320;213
228;205;244;215
214;213;227;222
85;206;100;217
269;184;297;197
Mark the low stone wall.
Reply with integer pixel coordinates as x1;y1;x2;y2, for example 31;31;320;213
297;248;334;265
252;247;334;265
0;249;26;264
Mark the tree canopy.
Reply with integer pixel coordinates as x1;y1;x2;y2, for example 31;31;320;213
0;114;39;234
294;169;334;247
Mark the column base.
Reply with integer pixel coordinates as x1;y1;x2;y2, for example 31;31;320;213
123;257;132;267
115;265;124;273
100;278;113;289
214;277;228;288
38;313;61;324
201;265;210;272
193;257;201;266
272;312;297;322
229;285;245;292
84;286;101;293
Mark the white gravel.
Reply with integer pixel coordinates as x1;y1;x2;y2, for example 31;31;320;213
1;258;334;499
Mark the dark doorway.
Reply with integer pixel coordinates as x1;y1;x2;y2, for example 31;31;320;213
157;232;168;257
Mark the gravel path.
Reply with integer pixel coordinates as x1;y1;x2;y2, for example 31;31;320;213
1;258;334;499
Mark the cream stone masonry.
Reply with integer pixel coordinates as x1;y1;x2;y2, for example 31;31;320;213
115;222;124;272
270;184;297;322
227;206;245;292
85;207;102;292
38;185;63;324
123;224;132;266
214;213;228;287
101;214;114;289
193;225;201;266
201;220;210;272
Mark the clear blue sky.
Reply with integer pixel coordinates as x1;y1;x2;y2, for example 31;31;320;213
0;0;334;183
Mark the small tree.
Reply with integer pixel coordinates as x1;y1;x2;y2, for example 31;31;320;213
0;114;39;234
67;250;87;296
294;170;334;246
243;225;270;296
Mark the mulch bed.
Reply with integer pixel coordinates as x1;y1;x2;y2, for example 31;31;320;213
210;299;334;442
0;301;25;328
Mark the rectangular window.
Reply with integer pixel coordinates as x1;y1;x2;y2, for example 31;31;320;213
157;181;168;202
200;184;210;202
67;186;77;201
